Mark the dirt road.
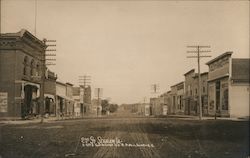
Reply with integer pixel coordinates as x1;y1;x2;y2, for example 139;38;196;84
0;117;249;158
93;118;161;158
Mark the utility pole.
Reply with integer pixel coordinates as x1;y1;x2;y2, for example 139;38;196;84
151;84;159;96
150;84;159;116
187;45;211;120
95;88;103;116
34;0;37;36
42;38;56;122
0;0;2;34
79;75;91;116
79;75;91;88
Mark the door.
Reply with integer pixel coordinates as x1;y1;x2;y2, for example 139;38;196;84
215;81;221;114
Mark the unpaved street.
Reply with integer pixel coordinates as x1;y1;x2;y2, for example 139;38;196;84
0;117;249;158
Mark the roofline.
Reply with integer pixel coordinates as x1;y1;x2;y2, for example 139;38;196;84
206;52;233;65
171;81;184;88
66;82;74;86
184;69;195;76
1;29;46;48
193;72;208;78
56;81;66;86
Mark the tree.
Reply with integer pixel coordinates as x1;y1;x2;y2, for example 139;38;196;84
101;99;109;114
109;104;118;113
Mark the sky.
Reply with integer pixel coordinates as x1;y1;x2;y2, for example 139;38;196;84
1;0;249;104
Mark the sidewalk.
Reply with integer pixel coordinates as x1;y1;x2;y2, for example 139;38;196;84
0;115;112;125
166;114;249;121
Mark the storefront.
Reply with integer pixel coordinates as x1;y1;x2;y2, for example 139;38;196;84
17;80;41;118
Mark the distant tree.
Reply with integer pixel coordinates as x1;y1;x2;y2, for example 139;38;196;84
109;104;118;113
101;99;109;114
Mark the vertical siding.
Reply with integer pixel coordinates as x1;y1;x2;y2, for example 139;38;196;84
229;84;250;118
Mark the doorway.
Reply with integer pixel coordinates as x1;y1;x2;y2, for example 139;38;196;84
215;81;221;114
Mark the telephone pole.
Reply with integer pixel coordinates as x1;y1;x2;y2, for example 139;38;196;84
187;45;211;120
79;75;91;88
34;0;37;36
151;84;159;95
79;75;91;116
0;0;2;34
42;38;56;122
95;88;103;116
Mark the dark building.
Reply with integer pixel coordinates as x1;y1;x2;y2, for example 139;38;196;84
0;29;46;118
83;85;92;115
44;69;57;116
183;69;208;115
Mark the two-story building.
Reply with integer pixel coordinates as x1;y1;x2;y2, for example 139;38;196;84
191;72;209;115
183;69;208;115
0;29;46;118
44;69;57;116
206;52;249;118
56;81;66;116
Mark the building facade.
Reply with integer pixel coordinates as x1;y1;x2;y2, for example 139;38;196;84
56;81;67;117
65;83;74;117
169;82;185;115
192;72;209;116
150;97;164;116
83;85;92;115
183;69;208;116
72;87;81;117
206;52;249;118
44;69;57;116
0;29;46;118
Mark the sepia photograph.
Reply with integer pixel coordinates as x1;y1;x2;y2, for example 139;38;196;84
0;0;249;157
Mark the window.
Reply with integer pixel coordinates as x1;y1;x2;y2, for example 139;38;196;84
222;83;228;110
203;87;205;93
23;67;27;75
195;88;197;95
23;56;29;75
36;64;40;76
30;59;35;76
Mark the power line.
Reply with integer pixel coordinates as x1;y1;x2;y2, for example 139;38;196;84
151;84;159;94
43;39;57;67
40;38;56;122
79;75;91;87
187;45;211;120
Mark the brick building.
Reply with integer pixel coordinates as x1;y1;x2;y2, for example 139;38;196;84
206;52;249;118
0;29;46;118
44;69;57;116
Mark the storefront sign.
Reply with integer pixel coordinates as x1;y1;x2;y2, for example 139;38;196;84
0;92;8;112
